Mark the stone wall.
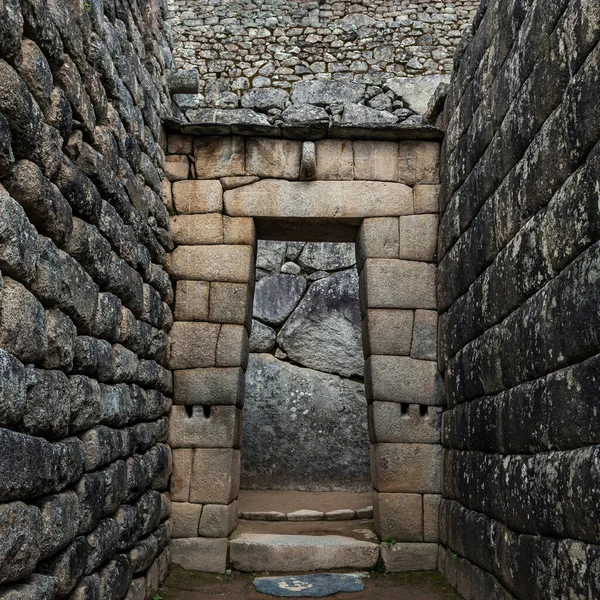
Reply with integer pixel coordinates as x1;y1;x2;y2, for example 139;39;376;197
0;0;175;597
165;133;444;572
437;1;600;598
243;240;371;492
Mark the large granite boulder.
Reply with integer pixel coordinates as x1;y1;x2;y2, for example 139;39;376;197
249;319;277;353
253;274;307;326
255;240;287;274
297;243;356;271
241;354;370;492
278;269;363;377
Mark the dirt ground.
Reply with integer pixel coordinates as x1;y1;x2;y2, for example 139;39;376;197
159;565;463;600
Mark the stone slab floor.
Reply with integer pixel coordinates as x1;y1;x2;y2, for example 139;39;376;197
159;565;462;599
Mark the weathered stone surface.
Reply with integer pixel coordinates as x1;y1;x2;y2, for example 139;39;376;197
325;509;356;521
249;319;276;353
366;356;443;405
174;367;245;407
231;534;379;572
399;215;438;262
0;349;27;429
413;185;440;214
386;76;450;114
253;274;306;326
314;140;354;180
253;573;366;597
369;403;442;444
282;104;329;125
170;214;223;245
353;141;399;182
194;136;245;179
288;510;324;522
290;81;366;107
256;240;287;273
168;405;241;448
341;104;398;125
223;216;256;245
164;155;190;182
0;573;57;599
397;142;440;186
172;180;223;214
23;369;70;439
297;243;356;272
423;494;440;542
198;502;238;538
411;310;437;361
362;310;413;357
278;269;363;377
225;180;413;219
216;324;249;369
170;502;202;538
242;88;288;111
174;281;209;322
170;449;193;502
356;218;399;264
209;282;251;324
169;538;228;573
246;138;302;179
242;354;370;492
189;448;240;504
374;493;423;541
168;245;254;283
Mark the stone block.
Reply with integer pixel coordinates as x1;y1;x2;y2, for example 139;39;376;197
372;443;442;493
246;138;302;179
172;180;223;214
168;135;194;155
198;501;238;538
366;356;443;405
224;180;413;218
216;325;250;369
195;136;245;179
399;215;438;262
373;492;423;542
170;214;223;245
397;142;440;186
423;494;441;542
169;537;228;573
413;185;440;214
174;367;245;407
174;281;210;322
171;502;202;538
411;310;438;361
380;543;438;572
361;259;436;309
171;449;193;502
168;245;254;283
356;218;399;266
314;139;354;180
168;405;242;449
354;141;399;182
161;180;172;210
164;155;190;181
209;282;251;324
223;216;255;245
220;176;260;190
189;448;240;504
362;310;413;357
0;348;27;429
44;309;76;371
168;322;220;370
369;403;442;444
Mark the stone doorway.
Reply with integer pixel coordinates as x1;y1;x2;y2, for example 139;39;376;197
165;134;444;573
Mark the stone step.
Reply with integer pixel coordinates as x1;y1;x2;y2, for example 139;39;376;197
229;533;380;572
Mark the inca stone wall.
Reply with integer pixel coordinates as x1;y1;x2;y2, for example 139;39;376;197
437;1;600;598
243;240;371;492
0;0;175;597
167;0;479;127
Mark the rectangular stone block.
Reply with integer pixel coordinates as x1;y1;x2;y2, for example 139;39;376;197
369;403;442;444
168;135;193;155
189;448;240;504
172;180;223;214
411;310;438;361
195;136;245;178
374;492;423;542
168;405;242;449
171;449;193;502
174;367;245;407
161;180;172;210
224;180;413;218
174;281;209;322
209;282;251;324
169;537;228;573
246;138;302;179
216;325;249;369
223;216;256;245
397;141;440;186
381;543;438;572
362;309;413;356
164;155;190;182
372;443;442;493
169;214;223;245
365;356;443;405
314;139;354;180
198;501;238;538
361;259;436;309
168;245;254;283
356;218;399;267
171;502;202;538
399;215;438;262
413;185;440;214
168;322;220;370
354;141;399;182
423;494;441;542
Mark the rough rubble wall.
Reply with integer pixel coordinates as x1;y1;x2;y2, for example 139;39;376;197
167;0;479;126
437;1;600;598
243;240;371;492
0;0;175;597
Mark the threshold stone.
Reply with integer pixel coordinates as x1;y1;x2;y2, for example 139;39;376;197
253;573;366;597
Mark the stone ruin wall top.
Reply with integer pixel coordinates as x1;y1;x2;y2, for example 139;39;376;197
167;0;479;126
